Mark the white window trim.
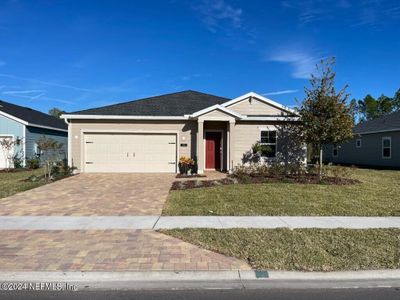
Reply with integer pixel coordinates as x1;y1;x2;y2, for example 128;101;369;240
382;137;391;159
260;130;277;158
356;138;362;148
332;145;338;157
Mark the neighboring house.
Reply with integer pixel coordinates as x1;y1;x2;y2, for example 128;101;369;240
0;100;68;168
62;90;297;173
324;110;400;168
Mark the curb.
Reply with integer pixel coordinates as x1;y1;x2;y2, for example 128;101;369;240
0;270;399;290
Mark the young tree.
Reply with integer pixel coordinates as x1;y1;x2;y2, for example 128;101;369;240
275;122;307;175
36;136;64;181
48;107;66;118
298;58;354;180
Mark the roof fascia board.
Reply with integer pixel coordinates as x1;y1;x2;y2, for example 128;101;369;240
221;92;297;114
61;114;189;120
355;128;400;135
242;116;300;121
27;123;68;133
0;110;29;125
189;104;243;119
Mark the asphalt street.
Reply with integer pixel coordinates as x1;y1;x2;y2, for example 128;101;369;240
0;288;399;300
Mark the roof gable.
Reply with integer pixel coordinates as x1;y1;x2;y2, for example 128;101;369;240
0;100;67;131
189;104;242;119
222;92;296;115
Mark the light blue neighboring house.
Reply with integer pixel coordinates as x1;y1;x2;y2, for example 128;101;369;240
0;100;68;168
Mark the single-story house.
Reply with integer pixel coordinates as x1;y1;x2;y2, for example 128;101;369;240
62;90;297;173
0;100;68;168
324;110;400;168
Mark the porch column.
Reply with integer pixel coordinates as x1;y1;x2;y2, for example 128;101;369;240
228;121;235;172
197;120;204;174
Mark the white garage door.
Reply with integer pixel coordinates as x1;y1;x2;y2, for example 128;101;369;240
84;133;177;173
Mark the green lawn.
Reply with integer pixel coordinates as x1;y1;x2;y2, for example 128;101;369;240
0;168;46;199
162;228;400;271
163;168;400;216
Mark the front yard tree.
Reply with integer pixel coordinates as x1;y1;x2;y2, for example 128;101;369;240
36;136;64;181
298;58;354;180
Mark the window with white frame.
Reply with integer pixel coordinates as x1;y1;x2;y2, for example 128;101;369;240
332;145;338;157
382;137;391;159
260;130;276;158
356;139;362;148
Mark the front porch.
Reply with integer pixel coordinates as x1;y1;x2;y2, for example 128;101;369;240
196;119;235;174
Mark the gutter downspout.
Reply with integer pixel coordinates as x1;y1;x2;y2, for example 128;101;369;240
64;118;72;168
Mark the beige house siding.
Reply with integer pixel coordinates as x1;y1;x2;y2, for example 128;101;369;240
69;120;196;172
227;98;283;115
69;119;296;173
198;109;236;122
232;122;282;166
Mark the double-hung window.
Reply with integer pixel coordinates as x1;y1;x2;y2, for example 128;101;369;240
356;139;362;148
382;137;391;159
260;130;277;158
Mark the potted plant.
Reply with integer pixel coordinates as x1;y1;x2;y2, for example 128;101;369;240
178;156;194;175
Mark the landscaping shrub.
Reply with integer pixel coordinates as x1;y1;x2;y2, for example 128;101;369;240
324;165;352;179
26;157;40;169
13;155;24;169
51;159;74;178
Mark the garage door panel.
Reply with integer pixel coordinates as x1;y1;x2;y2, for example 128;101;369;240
84;133;177;173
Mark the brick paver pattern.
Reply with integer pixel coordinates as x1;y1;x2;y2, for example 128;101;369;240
0;173;176;216
0;230;250;271
0;172;251;272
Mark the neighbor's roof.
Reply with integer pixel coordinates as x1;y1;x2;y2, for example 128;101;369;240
0;100;67;130
354;110;400;134
69;90;230;116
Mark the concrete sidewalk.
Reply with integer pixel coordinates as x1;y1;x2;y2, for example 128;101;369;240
1;216;400;230
1;270;399;290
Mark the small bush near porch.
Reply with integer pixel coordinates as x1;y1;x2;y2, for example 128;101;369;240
163;167;400;216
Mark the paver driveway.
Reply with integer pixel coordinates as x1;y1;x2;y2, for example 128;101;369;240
0;173;176;216
0;230;250;271
0;172;252;272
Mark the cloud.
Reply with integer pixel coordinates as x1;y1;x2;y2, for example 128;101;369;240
269;50;320;79
2;89;47;100
262;89;299;96
194;0;242;32
0;73;91;92
283;0;399;28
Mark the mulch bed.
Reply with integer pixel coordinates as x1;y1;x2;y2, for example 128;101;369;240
175;174;207;178
0;168;33;173
170;174;360;191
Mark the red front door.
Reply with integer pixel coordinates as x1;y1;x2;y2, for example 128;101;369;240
205;132;221;170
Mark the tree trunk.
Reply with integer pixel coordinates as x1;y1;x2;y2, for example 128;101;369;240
318;146;323;181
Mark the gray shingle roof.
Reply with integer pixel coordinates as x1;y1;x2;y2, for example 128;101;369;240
70;90;230;116
354;110;400;134
0;100;67;130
